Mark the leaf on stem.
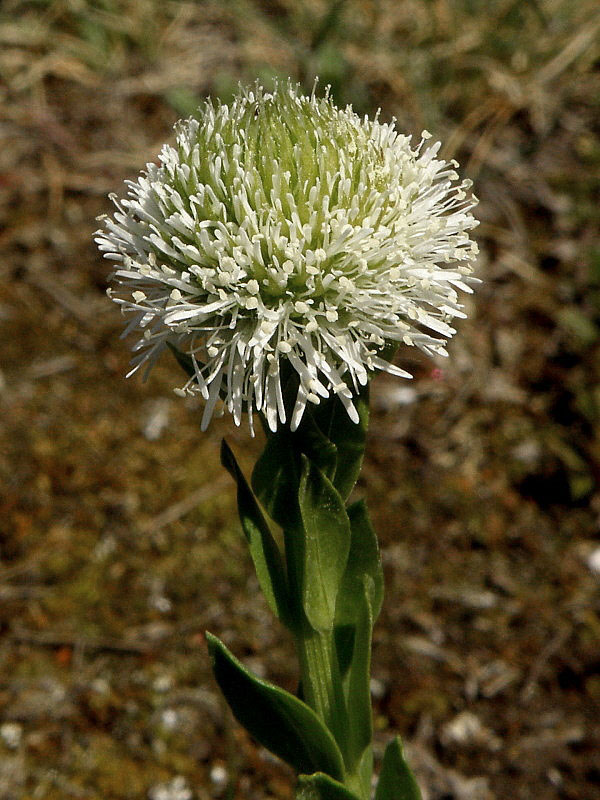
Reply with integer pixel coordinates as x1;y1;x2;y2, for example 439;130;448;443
375;737;422;800
252;428;302;530
221;440;293;629
296;772;362;800
298;455;351;632
335;500;384;677
311;384;369;500
206;633;346;781
252;381;367;532
337;500;384;625
295;412;338;483
252;416;337;530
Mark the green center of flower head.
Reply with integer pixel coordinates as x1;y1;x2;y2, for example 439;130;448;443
166;85;398;314
98;80;479;432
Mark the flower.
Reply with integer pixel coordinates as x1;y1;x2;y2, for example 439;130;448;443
96;81;478;433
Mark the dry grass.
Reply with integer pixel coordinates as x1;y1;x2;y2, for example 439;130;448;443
1;1;599;798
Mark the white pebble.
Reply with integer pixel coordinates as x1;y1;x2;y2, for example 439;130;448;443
587;547;600;575
210;764;228;786
0;722;22;749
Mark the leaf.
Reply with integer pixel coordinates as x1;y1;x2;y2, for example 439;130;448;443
333;624;355;681
252;429;302;531
311;385;369;500
206;633;345;781
331;501;385;776
298;455;351;632
294;412;338;483
335;501;383;681
252;377;366;528
336;500;384;629
252;417;337;530
296;772;361;800
220;440;292;629
375;737;422;800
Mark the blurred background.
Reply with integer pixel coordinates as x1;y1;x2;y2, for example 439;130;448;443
1;1;599;798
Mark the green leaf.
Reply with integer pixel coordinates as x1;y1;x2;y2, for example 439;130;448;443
220;440;292;629
252;428;302;531
206;633;345;781
311;385;369;500
335;501;383;681
375;737;422;800
333;624;355;681
252;378;366;528
331;501;385;779
294;411;338;483
336;500;384;629
296;772;361;800
252;417;337;530
298;455;351;632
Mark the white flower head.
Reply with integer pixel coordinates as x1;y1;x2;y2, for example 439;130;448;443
96;81;479;433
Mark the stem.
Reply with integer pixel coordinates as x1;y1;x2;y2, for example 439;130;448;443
284;522;353;767
244;396;381;797
295;623;348;750
296;623;371;800
285;520;371;797
289;537;373;800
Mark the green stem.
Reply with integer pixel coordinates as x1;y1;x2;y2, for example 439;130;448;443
295;623;370;800
284;523;352;768
245;395;381;798
295;623;348;750
284;519;370;796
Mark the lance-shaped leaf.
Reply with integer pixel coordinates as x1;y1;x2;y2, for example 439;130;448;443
311;384;369;500
252;417;337;531
335;500;384;677
339;500;383;622
298;455;351;632
207;633;346;781
375;737;422;800
221;440;292;629
296;772;361;800
294;411;338;483
252;428;302;531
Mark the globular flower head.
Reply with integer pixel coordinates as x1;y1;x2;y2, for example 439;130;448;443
96;81;478;433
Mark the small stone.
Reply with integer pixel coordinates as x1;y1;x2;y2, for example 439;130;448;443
148;776;192;800
142;398;171;441
587;547;600;575
152;674;173;693
441;711;502;751
441;711;483;746
210;764;228;786
547;767;563;787
370;678;387;699
161;708;179;731
0;723;22;749
91;678;111;695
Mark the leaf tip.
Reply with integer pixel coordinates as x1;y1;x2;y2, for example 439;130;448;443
220;438;235;475
205;631;221;660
